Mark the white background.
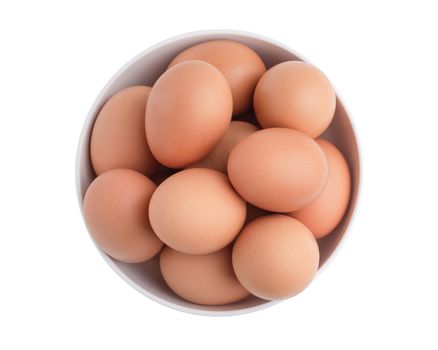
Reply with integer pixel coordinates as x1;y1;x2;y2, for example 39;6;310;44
1;1;437;349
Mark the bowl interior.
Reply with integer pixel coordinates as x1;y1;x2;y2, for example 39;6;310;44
76;31;360;315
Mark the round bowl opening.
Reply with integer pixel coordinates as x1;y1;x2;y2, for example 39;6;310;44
76;30;360;316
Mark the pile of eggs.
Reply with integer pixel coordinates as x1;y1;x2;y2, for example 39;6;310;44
83;40;351;305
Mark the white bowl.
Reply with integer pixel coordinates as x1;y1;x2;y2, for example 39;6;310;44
76;30;360;316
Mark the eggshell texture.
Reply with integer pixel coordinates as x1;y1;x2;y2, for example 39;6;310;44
228;128;328;212
149;168;246;255
187;121;258;173
254;61;336;138
160;246;250;305
168;40;266;116
290;139;351;238
232;215;319;300
90;86;159;176
145;60;233;168
83;169;163;263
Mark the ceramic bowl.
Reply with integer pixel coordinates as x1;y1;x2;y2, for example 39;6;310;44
76;30;360;316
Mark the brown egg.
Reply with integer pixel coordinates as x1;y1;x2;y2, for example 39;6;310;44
160;246;250;305
228;128;328;212
187;121;258;173
146;60;232;168
290;139;351;238
168;40;266;116
90;86;159;176
254;61;336;138
149;168;246;255
232;215;319;300
83;169;163;263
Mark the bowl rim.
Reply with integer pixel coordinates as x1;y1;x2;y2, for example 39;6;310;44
75;29;361;316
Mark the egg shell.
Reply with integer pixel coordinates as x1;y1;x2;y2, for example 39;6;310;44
160;246;250;306
232;215;319;300
187;121;258;173
168;40;266;116
90;86;159;176
149;168;246;255
145;60;233;168
227;128;328;212
290;139;351;238
254;61;336;138
83;169;163;263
